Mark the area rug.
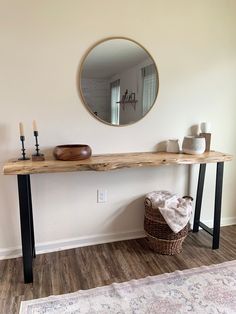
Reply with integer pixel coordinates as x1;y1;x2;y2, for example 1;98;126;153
20;260;236;314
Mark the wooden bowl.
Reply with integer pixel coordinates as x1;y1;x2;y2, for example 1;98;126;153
53;144;92;161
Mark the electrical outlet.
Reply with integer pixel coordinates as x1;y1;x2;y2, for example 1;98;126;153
97;189;107;203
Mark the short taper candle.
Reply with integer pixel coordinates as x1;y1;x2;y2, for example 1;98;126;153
33;120;38;132
19;122;24;137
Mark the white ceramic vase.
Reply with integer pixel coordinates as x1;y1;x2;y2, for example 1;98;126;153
182;136;206;155
200;122;211;133
167;139;180;153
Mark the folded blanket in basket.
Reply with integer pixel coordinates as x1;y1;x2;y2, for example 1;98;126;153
145;191;192;233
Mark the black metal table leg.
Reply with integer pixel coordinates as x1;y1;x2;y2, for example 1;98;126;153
193;164;206;232
27;175;36;258
17;175;33;283
212;162;224;249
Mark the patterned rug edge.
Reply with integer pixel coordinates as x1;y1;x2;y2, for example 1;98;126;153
19;259;236;313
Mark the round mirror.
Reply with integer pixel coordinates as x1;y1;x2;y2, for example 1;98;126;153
79;37;159;126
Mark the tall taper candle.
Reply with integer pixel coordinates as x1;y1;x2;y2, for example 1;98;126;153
19;122;24;137
33;120;38;132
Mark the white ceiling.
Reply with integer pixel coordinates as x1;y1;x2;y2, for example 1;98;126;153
81;39;152;79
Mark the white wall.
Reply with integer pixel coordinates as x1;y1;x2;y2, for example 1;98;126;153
0;0;236;258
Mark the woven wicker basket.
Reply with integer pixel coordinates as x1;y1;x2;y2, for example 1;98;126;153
144;200;189;255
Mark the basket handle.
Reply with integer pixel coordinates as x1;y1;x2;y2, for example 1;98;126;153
183;195;193;201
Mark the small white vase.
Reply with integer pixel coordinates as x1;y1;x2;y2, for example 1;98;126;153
167;139;180;153
200;122;211;133
182;136;206;155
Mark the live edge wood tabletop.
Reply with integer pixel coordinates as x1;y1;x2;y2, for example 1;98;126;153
2;151;233;284
3;151;233;175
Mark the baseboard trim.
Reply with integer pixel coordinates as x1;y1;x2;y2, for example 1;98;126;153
1;217;235;261
0;229;145;260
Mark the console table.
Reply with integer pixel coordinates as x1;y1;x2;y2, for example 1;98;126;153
3;151;233;283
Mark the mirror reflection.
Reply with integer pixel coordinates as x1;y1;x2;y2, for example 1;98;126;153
79;38;159;126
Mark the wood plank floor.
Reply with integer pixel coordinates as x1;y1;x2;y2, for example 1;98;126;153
0;225;236;313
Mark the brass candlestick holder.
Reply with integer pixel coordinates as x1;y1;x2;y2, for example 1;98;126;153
32;131;45;161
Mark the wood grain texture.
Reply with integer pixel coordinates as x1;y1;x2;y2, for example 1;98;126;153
3;151;233;175
0;226;236;314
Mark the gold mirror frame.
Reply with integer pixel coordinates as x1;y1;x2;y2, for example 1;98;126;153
78;36;159;127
